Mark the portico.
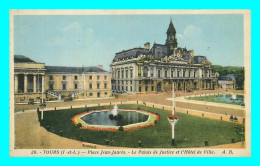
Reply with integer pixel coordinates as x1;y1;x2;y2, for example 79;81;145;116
14;55;46;103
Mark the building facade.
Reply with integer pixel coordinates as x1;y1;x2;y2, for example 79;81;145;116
14;55;112;103
218;74;236;90
45;66;112;100
110;20;218;94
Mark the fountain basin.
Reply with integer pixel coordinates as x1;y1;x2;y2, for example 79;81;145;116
72;108;160;131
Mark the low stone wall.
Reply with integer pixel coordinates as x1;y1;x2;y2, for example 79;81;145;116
15;93;44;103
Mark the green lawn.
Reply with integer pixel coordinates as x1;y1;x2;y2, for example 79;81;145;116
187;95;244;105
40;105;244;148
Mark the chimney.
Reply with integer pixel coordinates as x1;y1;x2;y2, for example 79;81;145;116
97;65;103;69
144;42;150;50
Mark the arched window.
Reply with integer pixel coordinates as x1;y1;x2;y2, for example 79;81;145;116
143;66;149;78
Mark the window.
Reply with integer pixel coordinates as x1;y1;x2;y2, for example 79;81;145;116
177;71;180;77
105;92;107;95
104;76;107;80
89;83;92;89
118;71;120;79
62;84;66;90
126;86;128;91
171;71;174;77
145;85;148;91
139;86;142;92
151;86;154;91
130;86;132;92
130;81;132;84
157;70;161;78
50;75;53;80
165;70;167;78
50;84;54;90
74;75;78;80
122;86;124;91
63;75;66;80
97;83;100;89
194;71;196;78
126;70;128;78
121;70;124;79
74;84;78;89
90;93;93;96
183;70;185;77
130;69;133;78
97;76;100;80
89;76;92;80
188;71;191;78
104;83;107;89
143;67;148;77
139;81;142;84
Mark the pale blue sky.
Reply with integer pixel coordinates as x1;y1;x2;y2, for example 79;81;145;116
14;14;244;71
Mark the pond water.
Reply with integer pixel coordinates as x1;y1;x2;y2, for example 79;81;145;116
80;110;149;127
216;94;244;104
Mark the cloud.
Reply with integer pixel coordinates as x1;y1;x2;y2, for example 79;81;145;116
177;24;208;55
183;25;202;38
177;25;203;40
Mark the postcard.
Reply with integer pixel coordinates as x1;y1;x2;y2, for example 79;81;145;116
9;9;251;157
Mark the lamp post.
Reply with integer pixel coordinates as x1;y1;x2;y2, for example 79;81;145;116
169;82;179;146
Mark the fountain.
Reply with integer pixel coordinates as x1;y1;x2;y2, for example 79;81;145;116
112;105;118;116
109;105;122;120
72;104;159;131
231;94;237;100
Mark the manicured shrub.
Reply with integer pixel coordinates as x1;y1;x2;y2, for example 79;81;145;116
77;123;82;128
59;130;63;136
118;126;124;131
205;140;209;146
154;120;158;125
46;126;51;131
105;139;110;145
138;140;142;147
79;135;83;141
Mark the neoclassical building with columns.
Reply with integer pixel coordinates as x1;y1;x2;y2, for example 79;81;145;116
110;20;218;94
14;55;46;103
14;55;112;103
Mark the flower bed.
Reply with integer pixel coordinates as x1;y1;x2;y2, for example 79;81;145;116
168;114;179;120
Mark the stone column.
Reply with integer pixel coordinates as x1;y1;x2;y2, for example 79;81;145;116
14;74;18;93
24;74;28;93
154;67;156;78
42;75;45;93
33;74;37;93
148;67;150;78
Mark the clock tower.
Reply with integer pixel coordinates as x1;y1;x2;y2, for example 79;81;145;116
165;19;178;53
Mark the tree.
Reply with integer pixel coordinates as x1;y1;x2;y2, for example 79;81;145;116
213;65;244;90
